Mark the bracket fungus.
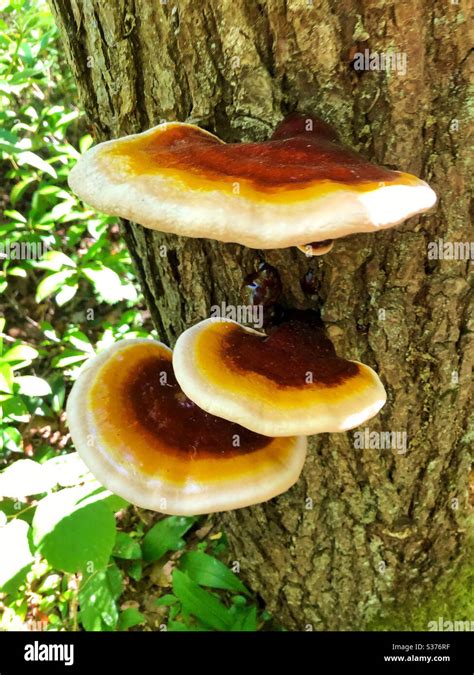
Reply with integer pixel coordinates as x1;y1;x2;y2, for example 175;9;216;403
68;113;436;250
173;317;387;437
66;339;307;515
296;239;334;257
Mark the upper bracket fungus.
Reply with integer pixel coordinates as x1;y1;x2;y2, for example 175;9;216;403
68;113;436;250
173;317;387;437
66;339;307;515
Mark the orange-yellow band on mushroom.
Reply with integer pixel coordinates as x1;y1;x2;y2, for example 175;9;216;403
68;115;436;249
173;319;387;437
66;339;307;514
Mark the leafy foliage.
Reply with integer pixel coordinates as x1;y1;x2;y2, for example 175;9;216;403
0;0;267;633
32;485;117;574
142;516;197;563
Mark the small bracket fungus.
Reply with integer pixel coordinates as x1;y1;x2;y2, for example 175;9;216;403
173;318;387;437
296;240;334;257
66;339;307;515
68;113;436;250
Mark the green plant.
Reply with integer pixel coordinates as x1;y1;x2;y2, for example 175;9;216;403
0;0;267;633
0;461;268;631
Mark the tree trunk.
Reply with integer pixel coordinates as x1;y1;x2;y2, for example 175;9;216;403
49;0;472;630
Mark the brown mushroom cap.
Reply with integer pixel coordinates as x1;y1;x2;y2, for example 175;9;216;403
66;339;307;514
173;318;387;437
68;114;436;249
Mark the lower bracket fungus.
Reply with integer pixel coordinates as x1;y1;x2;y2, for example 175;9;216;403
66;339;307;515
173;317;387;437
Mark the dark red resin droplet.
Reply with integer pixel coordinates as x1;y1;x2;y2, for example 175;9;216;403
241;262;282;307
300;270;319;296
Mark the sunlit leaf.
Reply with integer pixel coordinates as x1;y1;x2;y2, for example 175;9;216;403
15;375;51;397
16;150;57;178
78;565;122;631
0;519;34;593
35;269;76;302
3;344;38;365
55;283;78;306
32;485;116;573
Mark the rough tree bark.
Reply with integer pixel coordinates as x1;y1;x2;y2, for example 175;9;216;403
49;0;472;630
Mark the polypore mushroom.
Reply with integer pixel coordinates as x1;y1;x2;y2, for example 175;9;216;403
66;339;307;515
68;113;436;250
173;317;387;437
296;240;334;257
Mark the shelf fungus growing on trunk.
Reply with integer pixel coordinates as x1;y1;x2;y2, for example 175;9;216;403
296;239;334;257
68;113;436;250
66;339;307;515
173;317;387;437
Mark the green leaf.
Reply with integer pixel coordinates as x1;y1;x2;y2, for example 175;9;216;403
32;486;116;573
1;426;22;453
79;134;93;153
0;363;14;393
10;177;35;204
36;250;76;271
1;394;29;422
128;560;143;582
55;283;78;306
50;375;65;413
3;344;38;362
118;607;145;631
78;564;122;631
179;551;250;596
113;532;141;560
36;270;76;302
3;209;27;223
42;452;90;488
142;516;196;563
16;150;57;178
0;499;35;526
154;594;178;607
15;375;52;397
172;569;233;631
3;343;38;366
66;331;94;353
78;485;128;513
40;321;61;343
0;129;19;145
100;493;129;513
82;265;125;303
106;561;124;599
51;350;88;368
230;605;257;631
56;110;78;127
7;266;27;278
0;519;34;594
0;459;55;498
